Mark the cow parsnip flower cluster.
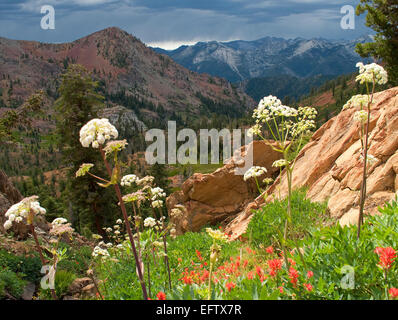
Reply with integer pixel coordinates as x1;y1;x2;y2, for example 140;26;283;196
4;196;46;230
121;174;138;187
354;110;369;124
144;217;157;228
136;176;155;187
150;187;166;201
52;217;68;225
356;62;388;85
92;245;110;258
152;200;164;208
122;191;146;205
79;118;118;148
272;159;289;168
103;139;128;156
251;96;317;142
342;94;370;110
243;166;268;181
253;96;298;122
49;220;74;237
170;205;185;220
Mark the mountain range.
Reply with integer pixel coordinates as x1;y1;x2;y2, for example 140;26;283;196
0;27;253;124
153;35;373;83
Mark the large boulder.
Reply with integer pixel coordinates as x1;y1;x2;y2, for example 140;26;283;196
166;140;283;234
225;86;398;238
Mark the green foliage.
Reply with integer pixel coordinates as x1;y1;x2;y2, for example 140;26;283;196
95;229;240;300
245;189;329;247
54;64;117;235
39;270;77;299
148;163;171;194
0;249;42;283
245;74;333;103
0;268;27;299
289;197;398;299
356;0;398;85
0;90;44;144
56;244;93;277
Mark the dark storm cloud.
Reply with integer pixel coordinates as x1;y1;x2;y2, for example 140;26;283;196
0;0;370;47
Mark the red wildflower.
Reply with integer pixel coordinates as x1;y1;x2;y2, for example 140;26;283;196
267;259;283;277
375;247;396;270
389;288;398;299
289;267;299;287
182;276;193;285
225;282;236;292
247;271;254;280
288;258;296;266
243;260;249;268
156;291;166;300
278;286;284;293
307;271;314;279
266;246;274;254
303;283;313;292
255;266;263;278
200;270;209;283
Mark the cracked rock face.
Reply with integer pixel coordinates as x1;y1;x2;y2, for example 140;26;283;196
225;86;398;239
166;140;283;235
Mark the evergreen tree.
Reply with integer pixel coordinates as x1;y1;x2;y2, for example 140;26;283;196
148;163;171;194
356;0;398;85
54;64;117;235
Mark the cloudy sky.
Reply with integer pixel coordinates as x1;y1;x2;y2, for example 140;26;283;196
0;0;371;49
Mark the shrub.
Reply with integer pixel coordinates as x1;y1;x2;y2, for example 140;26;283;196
245;189;329;247
38;269;77;299
0;249;42;283
288;197;398;299
0;268;27;299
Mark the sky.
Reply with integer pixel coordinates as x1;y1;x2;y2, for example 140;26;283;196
0;0;372;49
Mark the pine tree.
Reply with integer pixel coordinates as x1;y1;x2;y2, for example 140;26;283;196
356;0;398;85
54;64;117;235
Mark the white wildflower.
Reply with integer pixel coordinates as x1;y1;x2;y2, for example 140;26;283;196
354;110;369;124
136;176;155;187
356;62;388;85
272;159;289;168
52;218;68;225
92;246;110;258
4;196;46;229
150;187;166;201
342;95;370;110
120;174;138;187
144;217;156;228
151;200;163;208
79;118;118;148
243;166;267;181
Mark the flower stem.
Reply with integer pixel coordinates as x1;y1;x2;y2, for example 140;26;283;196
30;224;58;300
99;146;148;300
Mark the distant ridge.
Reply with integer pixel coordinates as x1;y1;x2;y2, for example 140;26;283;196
152;35;374;83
